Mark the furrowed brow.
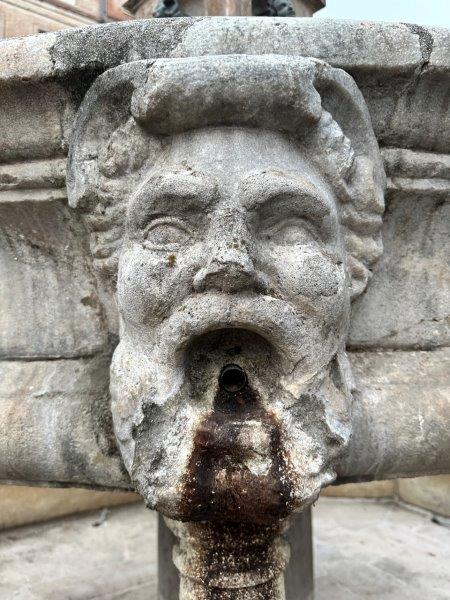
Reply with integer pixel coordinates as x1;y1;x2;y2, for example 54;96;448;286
127;170;217;225
239;171;332;216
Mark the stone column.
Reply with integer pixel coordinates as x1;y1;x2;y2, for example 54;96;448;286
158;509;314;600
168;520;290;600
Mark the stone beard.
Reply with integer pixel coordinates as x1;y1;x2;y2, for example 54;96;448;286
68;55;385;525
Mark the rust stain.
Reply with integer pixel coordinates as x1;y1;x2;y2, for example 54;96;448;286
167;254;176;267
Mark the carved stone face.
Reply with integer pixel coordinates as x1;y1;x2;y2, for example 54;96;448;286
68;54;384;524
110;126;352;522
120;127;348;350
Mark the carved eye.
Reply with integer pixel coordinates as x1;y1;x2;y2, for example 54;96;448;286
144;218;191;249
262;219;318;246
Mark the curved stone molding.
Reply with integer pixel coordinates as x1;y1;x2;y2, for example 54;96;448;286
0;355;130;489
0;15;448;532
2;348;448;488
1;18;447;156
0;198;108;359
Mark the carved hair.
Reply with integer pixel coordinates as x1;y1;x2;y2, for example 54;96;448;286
67;55;385;298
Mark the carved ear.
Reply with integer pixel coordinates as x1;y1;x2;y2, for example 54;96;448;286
343;156;384;299
67;61;150;212
67;61;158;286
314;64;385;195
314;64;386;298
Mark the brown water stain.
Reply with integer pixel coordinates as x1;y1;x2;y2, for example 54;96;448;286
178;374;293;526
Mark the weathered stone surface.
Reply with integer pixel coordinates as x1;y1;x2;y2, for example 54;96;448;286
60;42;450;598
347;147;450;349
1;19;448;153
0;158;66;192
0;19;449;596
0;82;72;162
0;30;57;82
0;198;107;359
0;356;130;488
173;18;423;71
0;348;447;493
349;192;450;349
429;25;450;72
341;348;450;480
67;54;388;528
382;147;450;181
0;19;447;355
0;19;447;357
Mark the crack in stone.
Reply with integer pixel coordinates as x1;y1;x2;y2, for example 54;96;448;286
403;23;434;72
388;24;435;138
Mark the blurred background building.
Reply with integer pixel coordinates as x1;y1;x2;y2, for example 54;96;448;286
124;0;324;19
0;0;130;38
0;0;325;39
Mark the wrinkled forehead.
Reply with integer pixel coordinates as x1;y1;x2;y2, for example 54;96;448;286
154;126;330;192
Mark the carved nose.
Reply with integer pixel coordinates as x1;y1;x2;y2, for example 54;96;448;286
193;244;262;293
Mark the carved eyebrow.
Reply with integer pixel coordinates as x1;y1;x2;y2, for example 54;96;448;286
127;170;217;226
139;170;216;205
239;171;332;216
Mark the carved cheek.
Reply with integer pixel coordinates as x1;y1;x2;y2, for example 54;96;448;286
117;247;196;326
267;246;346;302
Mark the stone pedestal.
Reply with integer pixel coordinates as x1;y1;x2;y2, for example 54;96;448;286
284;510;314;600
158;509;314;600
158;516;180;600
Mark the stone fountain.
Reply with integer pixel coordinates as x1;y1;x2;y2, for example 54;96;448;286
0;16;449;600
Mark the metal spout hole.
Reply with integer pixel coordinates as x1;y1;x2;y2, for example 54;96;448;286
219;364;247;393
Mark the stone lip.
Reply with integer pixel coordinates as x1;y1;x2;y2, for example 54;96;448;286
1;17;448;153
0;17;448;83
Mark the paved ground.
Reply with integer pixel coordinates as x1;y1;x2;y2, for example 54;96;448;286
0;498;449;599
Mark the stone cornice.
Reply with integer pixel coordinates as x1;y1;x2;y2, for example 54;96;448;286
1;18;447;83
1;150;448;204
1;18;448;154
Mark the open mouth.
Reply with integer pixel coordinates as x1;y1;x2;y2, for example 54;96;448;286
184;326;284;404
152;292;310;376
113;300;351;520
